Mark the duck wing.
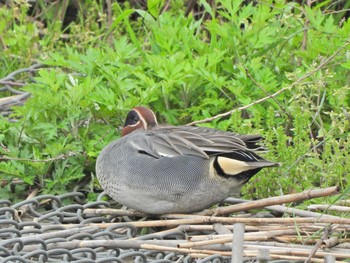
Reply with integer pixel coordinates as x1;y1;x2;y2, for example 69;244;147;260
128;125;269;160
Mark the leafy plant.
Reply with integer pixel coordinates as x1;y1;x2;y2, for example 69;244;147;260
0;0;349;204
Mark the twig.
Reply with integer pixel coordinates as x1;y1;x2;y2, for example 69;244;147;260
83;208;252;220
187;41;349;126
83;208;148;217
305;225;332;263
198;186;340;216
21;239;187;252
0;93;31;108
18;188;39;218
308;204;350;213
335;199;350;206
106;0;113;46
0;64;44;98
142;244;231;257
162;0;171;13
80;215;350;229
0;81;26;86
0;152;74;162
130;225;190;241
186;85;289;125
1;63;43;82
213;223;231;235
1;178;24;187
224;197;340;219
298;3;311;66
140;244;349;261
178;229;298;248
322;231;340;248
245;67;289;117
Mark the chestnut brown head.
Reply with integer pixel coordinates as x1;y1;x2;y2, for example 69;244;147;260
121;106;158;136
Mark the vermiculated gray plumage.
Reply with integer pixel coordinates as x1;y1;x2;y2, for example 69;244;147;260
96;124;279;214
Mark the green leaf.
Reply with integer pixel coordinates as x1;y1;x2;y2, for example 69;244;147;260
147;0;164;19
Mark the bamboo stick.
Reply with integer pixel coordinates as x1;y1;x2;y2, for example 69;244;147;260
141;244;349;262
81;215;350;229
305;226;331;263
308;204;350;213
199;186;339;216
17;188;39;218
178;229;298;248
224;197;339;219
83;208;148;217
335;200;350;206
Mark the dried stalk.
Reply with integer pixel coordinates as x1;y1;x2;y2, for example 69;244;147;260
199;186;340;216
335;200;350;206
308;204;350;213
141;244;231;256
129;225;191;241
141;244;348;262
0;152;74;162
0;93;30;108
82;215;350;229
18;188;39;218
178;229;298;248
21;239;186;252
0;81;26;86
213;223;231;235
224;197;339;219
1;178;24;187
83;208;148;217
305;225;331;263
243;243;350;261
322;234;339;249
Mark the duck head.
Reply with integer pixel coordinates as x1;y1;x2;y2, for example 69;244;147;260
121;106;158;136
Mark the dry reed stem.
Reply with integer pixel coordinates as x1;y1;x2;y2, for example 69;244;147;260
308;204;350;213
178;229;298;248
17;222;350;261
335;200;350;206
199;186;339;216
83;186;340;220
305;225;331;263
225;197;339;219
81;215;350;229
141;244;231;256
322;234;340;248
186;224;320;241
83;208;148;217
141;244;348;262
18;188;39;218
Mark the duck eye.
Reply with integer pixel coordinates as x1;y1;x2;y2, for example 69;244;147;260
124;110;141;127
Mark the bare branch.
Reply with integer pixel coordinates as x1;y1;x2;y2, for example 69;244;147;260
187;41;350;126
197;186;340;216
0;152;75;162
0;81;26;87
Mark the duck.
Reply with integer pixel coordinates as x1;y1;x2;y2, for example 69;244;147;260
96;106;280;214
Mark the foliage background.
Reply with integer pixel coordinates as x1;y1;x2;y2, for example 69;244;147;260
0;0;349;204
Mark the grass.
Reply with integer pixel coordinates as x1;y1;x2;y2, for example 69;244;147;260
0;0;349;205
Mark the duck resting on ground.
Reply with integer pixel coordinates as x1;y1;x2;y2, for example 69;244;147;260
96;106;280;214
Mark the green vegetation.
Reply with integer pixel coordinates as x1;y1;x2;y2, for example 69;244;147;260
0;0;349;204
